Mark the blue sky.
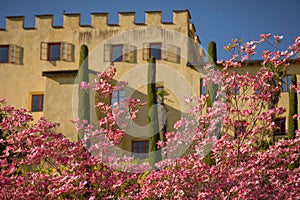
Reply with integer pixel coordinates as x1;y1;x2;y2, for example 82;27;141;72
0;0;299;59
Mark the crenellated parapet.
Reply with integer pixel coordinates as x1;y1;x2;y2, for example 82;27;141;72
91;12;108;28
145;11;163;26
36;14;54;29
0;9;203;71
119;12;135;27
1;10;193;32
6;16;25;30
63;13;82;28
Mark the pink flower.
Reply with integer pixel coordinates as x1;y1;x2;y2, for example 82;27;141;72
274;35;283;42
260;33;271;42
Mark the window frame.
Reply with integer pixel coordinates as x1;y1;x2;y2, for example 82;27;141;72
228;82;239;95
132;140;149;159
274;118;286;136
47;42;61;61
231;83;240;95
149;43;162;60
0;45;9;63
282;75;292;93
111;44;124;62
233;84;239;95
41;42;74;62
111;88;126;105
30;94;44;112
200;78;206;95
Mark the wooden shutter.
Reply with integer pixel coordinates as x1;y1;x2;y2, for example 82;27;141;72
9;45;23;64
61;42;66;61
8;45;15;63
61;42;74;62
143;43;149;60
40;42;48;60
129;45;137;63
125;44;137;63
166;44;180;63
124;43;130;62
15;46;22;64
176;46;181;63
104;44;111;62
162;43;167;60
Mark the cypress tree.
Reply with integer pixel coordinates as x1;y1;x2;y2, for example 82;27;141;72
266;63;286;145
207;41;218;104
207;41;217;65
78;45;90;140
288;74;298;139
204;41;218;166
148;56;161;168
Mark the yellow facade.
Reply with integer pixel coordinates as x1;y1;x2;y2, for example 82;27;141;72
219;60;300;139
0;10;206;154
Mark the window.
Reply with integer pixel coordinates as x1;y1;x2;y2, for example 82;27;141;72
274;118;286;135
111;44;124;62
200;78;206;95
104;44;137;63
0;45;9;63
132;140;149;159
111;89;125;105
143;43;181;62
282;75;292;92
234;120;247;138
31;94;44;112
40;42;74;61
143;43;162;60
234;84;239;95
48;43;61;60
229;83;239;95
150;43;162;60
0;44;23;64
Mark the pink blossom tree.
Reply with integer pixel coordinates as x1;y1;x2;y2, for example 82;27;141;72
0;34;299;199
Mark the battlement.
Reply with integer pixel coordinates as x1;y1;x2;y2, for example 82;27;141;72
1;10;192;30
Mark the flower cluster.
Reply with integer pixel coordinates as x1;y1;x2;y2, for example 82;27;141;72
0;34;300;199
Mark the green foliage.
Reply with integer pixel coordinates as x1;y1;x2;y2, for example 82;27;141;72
206;90;212;108
147;57;161;169
33;167;56;175
288;74;298;139
203;151;216;166
208;41;217;65
157;89;168;100
207;41;218;105
257;139;271;151
288;158;300;170
78;45;90;140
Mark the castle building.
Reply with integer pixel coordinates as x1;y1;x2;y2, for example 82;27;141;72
0;10;206;156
